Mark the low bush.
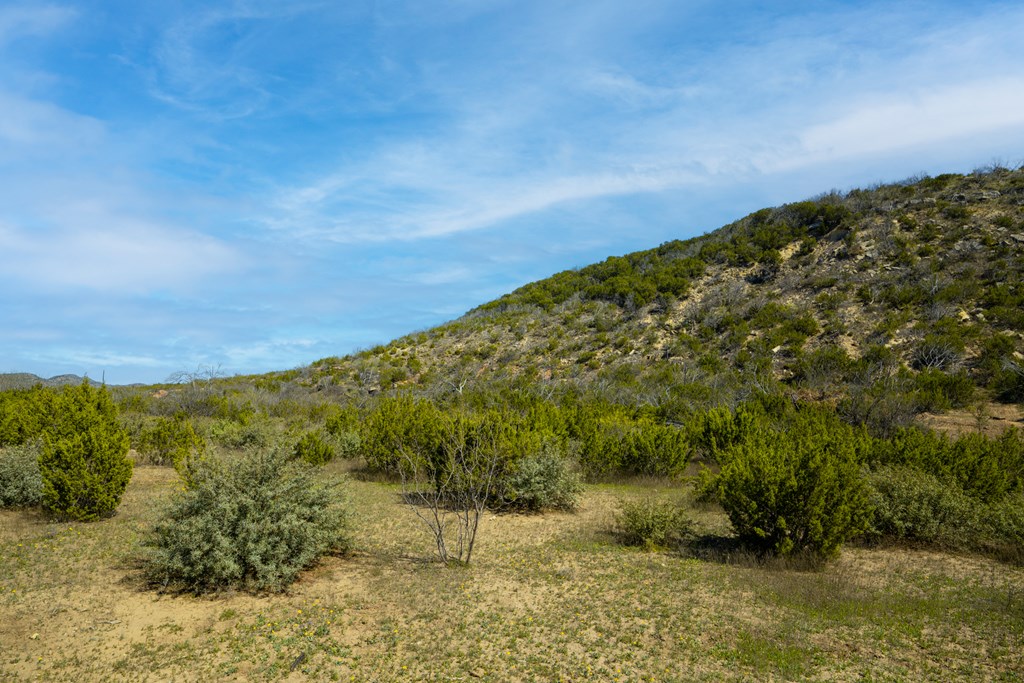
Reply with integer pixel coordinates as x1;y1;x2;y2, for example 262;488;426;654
866;466;980;548
0;440;43;508
691;405;759;463
207;417;271;450
712;410;872;558
293;430;335;466
615;498;693;550
912;369;974;411
578;417;692;478
872;427;1023;503
992;361;1024;402
500;444;582;512
984;495;1024;563
360;395;442;473
144;447;349;593
867;467;1024;562
38;383;133;521
135;415;205;468
330;430;361;459
41;427;133;521
621;423;691;477
0;388;45;447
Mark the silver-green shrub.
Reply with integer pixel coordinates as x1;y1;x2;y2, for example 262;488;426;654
500;444;582;512
0;440;43;507
144;446;349;593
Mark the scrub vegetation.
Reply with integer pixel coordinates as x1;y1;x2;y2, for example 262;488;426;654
2;166;1024;680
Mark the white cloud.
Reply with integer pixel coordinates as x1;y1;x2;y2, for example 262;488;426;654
0;91;103;148
142;1;337;119
259;4;1024;246
0;216;241;293
219;338;319;367
0;4;74;47
796;79;1024;164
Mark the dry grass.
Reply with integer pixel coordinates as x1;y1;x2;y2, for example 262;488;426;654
2;465;1023;682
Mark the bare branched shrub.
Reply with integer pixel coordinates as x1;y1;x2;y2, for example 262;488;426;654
912;338;962;371
163;365;227;417
398;414;505;565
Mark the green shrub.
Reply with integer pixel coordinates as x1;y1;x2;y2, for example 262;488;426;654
984;495;1024;563
622;423;691;477
136;415;206;468
911;335;963;371
0;440;43;508
41;428;133;521
324;405;360;437
38;383;133;521
293;430;335;466
713;414;872;558
500;445;582;512
207;417;271;450
797;346;852;396
872;427;1023;503
0;388;45;447
144;447;349;593
691;405;758;462
615;498;693;550
360;395;443;473
992;362;1024;403
330;430;361;459
867;466;980;547
912;369;975;411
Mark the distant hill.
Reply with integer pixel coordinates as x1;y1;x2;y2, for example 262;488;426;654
179;167;1024;430
0;373;103;391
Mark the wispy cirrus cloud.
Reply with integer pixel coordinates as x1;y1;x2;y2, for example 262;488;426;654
0;3;74;47
0;217;240;293
137;1;344;120
796;78;1024;165
251;1;1024;248
3;0;1024;383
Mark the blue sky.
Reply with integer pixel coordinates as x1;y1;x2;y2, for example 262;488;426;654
2;1;1024;384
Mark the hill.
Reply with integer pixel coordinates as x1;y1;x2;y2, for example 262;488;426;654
4;167;1023;682
258;167;1024;430
0;373;102;391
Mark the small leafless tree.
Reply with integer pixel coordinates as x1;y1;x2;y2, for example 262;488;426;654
397;415;505;565
164;364;226;416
